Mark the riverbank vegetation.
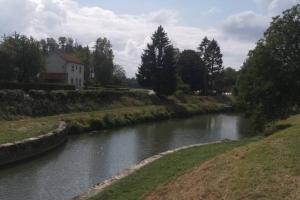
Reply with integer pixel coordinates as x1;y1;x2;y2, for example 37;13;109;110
0;95;230;144
237;5;300;131
88;114;299;200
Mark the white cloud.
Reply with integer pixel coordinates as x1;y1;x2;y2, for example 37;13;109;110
0;0;35;34
222;11;270;41
0;0;269;76
254;0;300;15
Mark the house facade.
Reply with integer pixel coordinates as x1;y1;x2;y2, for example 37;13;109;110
42;51;85;89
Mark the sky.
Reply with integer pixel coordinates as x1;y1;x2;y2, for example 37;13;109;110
0;0;300;77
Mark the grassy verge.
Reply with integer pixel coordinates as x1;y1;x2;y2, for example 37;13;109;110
0;95;229;144
144;114;300;200
0;106;160;144
0;117;59;144
89;138;259;200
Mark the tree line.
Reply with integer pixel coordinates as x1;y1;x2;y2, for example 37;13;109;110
136;26;231;96
0;33;127;86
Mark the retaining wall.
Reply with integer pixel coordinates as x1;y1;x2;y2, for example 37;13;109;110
0;122;67;166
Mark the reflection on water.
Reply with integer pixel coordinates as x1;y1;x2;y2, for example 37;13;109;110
0;113;250;200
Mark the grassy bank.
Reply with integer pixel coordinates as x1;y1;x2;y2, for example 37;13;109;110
87;114;300;200
0;95;230;144
88;139;259;200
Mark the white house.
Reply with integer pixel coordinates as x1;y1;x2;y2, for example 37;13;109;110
42;51;85;89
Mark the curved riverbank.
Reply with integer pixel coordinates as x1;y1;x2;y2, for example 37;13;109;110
0;122;67;166
76;138;258;200
0;104;228;166
84;114;300;200
0;95;233;167
64;103;231;135
72;141;222;200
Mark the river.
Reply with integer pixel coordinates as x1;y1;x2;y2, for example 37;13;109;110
0;113;250;200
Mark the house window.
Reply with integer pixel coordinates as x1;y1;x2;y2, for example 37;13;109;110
71;78;73;85
72;65;74;72
76;65;78;71
79;66;81;73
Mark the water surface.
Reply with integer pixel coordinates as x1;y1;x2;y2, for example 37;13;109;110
0;114;250;200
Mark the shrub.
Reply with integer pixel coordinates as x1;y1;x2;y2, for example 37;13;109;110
0;82;75;91
90;119;104;130
66;122;84;134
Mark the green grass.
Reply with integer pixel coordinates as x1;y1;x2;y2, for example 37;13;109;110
0;117;59;144
89;138;259;200
143;114;300;200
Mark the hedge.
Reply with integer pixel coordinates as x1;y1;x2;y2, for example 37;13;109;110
0;89;159;119
0;82;75;91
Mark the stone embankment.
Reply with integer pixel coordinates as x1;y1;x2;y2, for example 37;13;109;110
0;122;67;166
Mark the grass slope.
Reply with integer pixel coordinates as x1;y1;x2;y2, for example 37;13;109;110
0;95;228;144
89;139;259;200
145;115;300;200
0;106;161;144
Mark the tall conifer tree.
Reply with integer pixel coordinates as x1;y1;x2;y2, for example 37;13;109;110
137;26;177;96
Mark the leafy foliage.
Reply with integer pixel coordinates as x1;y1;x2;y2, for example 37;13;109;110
0;82;75;91
112;64;127;85
222;67;239;93
198;37;224;95
93;37;115;85
237;5;300;130
176;50;205;91
0;33;44;82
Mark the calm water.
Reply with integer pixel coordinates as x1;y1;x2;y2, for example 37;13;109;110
0;114;250;200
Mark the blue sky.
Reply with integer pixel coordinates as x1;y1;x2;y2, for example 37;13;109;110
1;0;299;76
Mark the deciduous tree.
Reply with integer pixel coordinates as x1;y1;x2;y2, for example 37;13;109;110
93;37;114;85
237;5;300;130
176;50;205;91
112;64;127;85
0;33;44;82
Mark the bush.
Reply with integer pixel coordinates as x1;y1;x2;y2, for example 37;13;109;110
0;82;75;91
66;122;84;134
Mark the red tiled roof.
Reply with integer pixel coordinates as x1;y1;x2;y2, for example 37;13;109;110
61;53;83;65
53;50;83;65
